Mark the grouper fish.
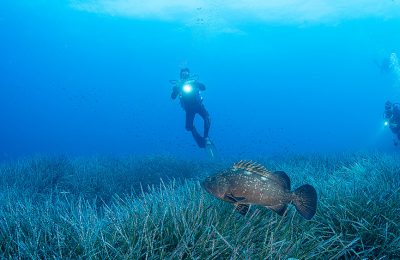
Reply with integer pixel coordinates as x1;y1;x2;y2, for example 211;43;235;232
201;160;318;220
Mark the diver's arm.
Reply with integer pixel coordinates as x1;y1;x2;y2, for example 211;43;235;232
171;86;180;99
196;82;205;91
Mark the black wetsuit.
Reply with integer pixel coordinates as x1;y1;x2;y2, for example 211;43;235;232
171;81;211;148
385;103;400;144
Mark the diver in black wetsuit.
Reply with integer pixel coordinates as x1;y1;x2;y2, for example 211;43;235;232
171;68;211;148
384;100;400;146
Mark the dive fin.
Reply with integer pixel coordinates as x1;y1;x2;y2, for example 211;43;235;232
205;138;217;159
266;204;288;216
235;204;250;215
293;184;317;220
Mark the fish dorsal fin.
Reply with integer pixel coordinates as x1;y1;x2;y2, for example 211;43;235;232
233;160;272;177
271;171;291;190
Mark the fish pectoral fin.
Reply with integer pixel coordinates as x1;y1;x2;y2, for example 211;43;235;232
224;193;246;203
266;204;288;216
235;203;250;215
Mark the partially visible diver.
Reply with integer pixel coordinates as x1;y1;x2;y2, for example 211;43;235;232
384;100;400;146
170;68;214;154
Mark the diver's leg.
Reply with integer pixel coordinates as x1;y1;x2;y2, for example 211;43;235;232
197;104;215;158
198;104;211;138
185;111;195;132
397;132;400;145
191;126;206;148
186;111;205;148
392;131;399;146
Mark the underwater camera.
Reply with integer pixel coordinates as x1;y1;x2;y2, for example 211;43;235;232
169;74;198;90
180;79;197;94
182;84;193;93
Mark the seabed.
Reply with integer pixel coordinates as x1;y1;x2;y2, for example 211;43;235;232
0;152;399;258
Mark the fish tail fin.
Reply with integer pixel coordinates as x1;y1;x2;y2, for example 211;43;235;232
292;184;317;220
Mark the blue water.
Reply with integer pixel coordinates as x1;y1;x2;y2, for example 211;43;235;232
1;1;400;160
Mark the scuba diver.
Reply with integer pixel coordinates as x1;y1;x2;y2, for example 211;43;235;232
384;100;400;146
170;68;215;156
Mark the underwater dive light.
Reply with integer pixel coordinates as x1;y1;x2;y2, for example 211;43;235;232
384;121;389;127
183;84;193;93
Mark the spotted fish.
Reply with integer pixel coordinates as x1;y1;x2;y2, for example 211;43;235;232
201;160;318;220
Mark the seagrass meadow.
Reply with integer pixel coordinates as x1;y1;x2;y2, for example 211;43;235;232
0;152;399;259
